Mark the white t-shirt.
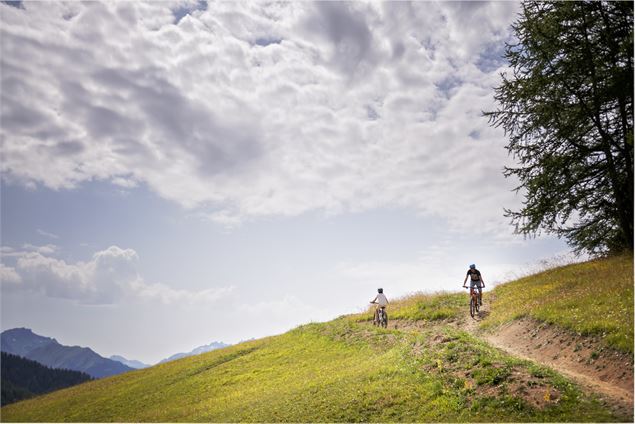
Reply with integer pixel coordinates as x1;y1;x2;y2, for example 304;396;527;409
375;293;388;307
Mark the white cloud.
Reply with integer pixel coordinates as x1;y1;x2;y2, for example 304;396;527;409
1;244;59;258
202;210;244;228
0;263;22;285
23;243;58;255
1;245;234;305
1;246;19;257
237;294;332;333
1;1;521;236
128;280;235;306
111;176;138;188
330;237;590;301
441;2;519;60
37;229;60;239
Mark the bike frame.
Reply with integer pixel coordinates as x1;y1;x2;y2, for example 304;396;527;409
469;287;479;302
372;303;388;327
466;286;480;318
378;307;387;327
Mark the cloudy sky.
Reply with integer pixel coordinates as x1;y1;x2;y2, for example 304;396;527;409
1;1;575;364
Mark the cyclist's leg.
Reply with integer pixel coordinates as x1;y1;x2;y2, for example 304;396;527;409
478;286;483;305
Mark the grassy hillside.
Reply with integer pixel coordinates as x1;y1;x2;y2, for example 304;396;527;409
2;255;632;422
0;323;623;422
481;253;633;353
353;291;466;323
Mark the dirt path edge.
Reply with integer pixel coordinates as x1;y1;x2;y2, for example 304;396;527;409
475;316;633;419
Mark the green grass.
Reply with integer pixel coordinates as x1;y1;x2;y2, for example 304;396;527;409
2;254;632;422
481;253;634;353
1;319;624;422
349;291;466;323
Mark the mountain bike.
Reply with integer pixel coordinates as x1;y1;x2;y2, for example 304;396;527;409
371;303;388;328
378;307;388;328
464;285;479;318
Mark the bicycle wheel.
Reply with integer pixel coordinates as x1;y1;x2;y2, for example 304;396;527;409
383;311;388;328
470;297;475;318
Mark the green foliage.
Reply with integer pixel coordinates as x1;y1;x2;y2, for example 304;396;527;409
1;352;92;406
1;380;34;407
472;366;512;386
486;1;634;254
481;253;634;352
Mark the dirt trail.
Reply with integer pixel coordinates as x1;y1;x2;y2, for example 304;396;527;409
463;301;633;419
364;300;633;417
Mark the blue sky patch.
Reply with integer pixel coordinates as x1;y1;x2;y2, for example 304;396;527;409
255;37;283;47
1;1;23;9
172;0;207;25
476;42;506;73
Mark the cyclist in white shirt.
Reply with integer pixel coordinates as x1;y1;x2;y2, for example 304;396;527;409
370;288;388;325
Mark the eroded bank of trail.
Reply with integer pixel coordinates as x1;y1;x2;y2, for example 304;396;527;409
460;300;633;420
367;299;633;419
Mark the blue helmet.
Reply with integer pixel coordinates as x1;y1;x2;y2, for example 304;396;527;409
469;264;476;269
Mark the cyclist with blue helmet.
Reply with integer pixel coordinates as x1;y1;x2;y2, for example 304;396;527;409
463;264;485;306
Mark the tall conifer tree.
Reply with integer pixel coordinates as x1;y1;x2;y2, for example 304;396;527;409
487;1;633;254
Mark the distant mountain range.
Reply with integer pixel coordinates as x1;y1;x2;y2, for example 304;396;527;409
109;343;233;368
158;341;230;364
2;328;232;373
0;328;134;378
109;355;150;369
